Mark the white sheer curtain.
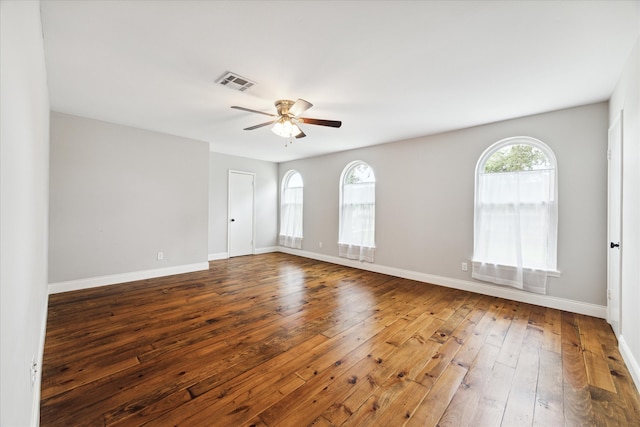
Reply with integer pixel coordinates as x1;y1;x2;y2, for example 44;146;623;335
339;180;375;262
472;168;556;294
279;173;303;249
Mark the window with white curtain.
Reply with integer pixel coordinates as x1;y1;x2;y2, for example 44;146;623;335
339;161;375;262
472;137;558;294
279;170;303;249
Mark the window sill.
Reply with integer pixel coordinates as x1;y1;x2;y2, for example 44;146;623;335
471;260;561;277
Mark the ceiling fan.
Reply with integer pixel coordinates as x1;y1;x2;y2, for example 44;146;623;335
231;99;342;139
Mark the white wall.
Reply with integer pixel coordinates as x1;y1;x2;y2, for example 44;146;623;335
610;36;640;390
0;1;51;425
208;151;278;258
49;112;209;286
280;102;609;309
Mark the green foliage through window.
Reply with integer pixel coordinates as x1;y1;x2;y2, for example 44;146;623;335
345;164;375;184
484;144;549;173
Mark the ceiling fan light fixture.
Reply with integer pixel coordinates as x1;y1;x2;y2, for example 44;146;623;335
272;118;302;138
232;98;341;140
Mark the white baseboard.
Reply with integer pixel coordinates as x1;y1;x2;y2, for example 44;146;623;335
208;247;277;260
48;262;210;294
254;246;279;255
31;294;49;426
619;335;640;394
278;247;607;319
208;252;228;261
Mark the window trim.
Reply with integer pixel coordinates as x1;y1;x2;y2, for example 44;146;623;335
338;160;376;262
473;136;560;276
279;169;304;249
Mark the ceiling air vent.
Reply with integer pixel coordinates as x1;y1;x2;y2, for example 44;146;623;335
215;71;256;92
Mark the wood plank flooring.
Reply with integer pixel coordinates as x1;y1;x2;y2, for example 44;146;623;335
40;253;640;426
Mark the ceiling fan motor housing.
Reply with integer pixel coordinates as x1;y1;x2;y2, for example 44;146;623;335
275;100;295;117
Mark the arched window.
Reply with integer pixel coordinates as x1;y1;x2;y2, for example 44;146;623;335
339;161;376;262
472;137;558;294
279;170;303;249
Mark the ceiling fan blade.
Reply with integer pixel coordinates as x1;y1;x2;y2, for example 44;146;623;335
244;120;276;130
295;128;307;139
231;106;276;117
289;99;313;117
299;117;342;128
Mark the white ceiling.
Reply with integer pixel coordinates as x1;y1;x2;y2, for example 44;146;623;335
40;1;639;163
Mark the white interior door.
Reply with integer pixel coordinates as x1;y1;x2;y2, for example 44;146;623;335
607;111;623;336
228;170;255;257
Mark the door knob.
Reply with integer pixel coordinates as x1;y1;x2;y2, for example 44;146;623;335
610;241;620;249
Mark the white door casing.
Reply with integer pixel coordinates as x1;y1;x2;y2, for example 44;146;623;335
607;111;623;337
228;170;255;257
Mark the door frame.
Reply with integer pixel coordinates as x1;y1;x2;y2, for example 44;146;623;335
227;169;256;257
607;110;623;336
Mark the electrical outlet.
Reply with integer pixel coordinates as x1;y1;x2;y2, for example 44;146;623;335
319;242;323;248
30;356;38;388
157;252;164;261
461;262;468;271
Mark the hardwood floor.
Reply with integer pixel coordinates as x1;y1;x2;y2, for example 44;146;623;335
41;253;640;426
